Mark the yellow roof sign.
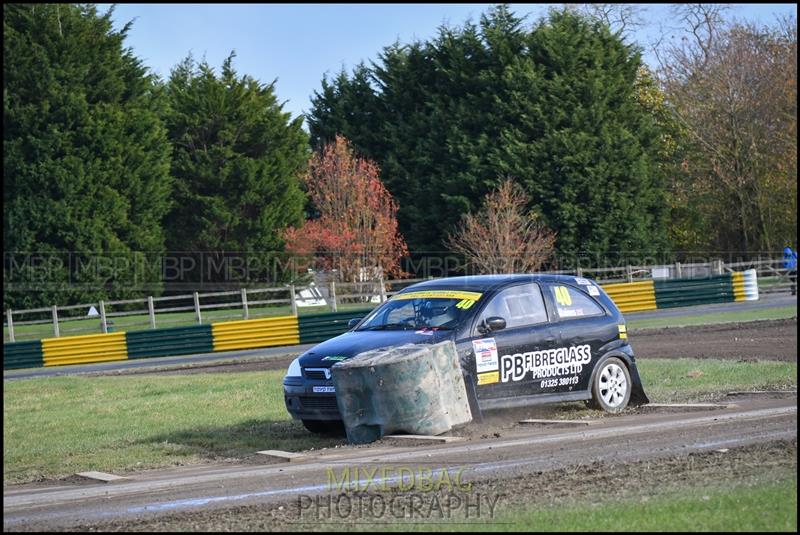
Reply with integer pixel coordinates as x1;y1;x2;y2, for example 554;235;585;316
393;290;483;301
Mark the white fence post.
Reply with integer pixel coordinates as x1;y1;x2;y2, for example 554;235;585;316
241;288;249;320
289;284;298;316
626;265;633;283
6;309;14;343
330;281;338;312
675;262;682;278
99;300;108;334
148;296;156;329
52;305;60;338
379;276;387;302
194;291;202;324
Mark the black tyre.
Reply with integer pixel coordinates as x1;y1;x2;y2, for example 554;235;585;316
589;357;631;413
301;419;345;435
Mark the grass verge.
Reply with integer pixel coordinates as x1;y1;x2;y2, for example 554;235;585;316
3;370;342;484
422;478;798;532
637;358;797;403
627;305;796;330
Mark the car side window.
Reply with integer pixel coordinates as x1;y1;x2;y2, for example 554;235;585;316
478;283;548;330
549;284;605;320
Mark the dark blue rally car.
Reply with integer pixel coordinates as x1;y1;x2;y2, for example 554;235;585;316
284;274;649;433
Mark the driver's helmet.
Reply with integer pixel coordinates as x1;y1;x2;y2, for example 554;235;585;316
422;301;459;327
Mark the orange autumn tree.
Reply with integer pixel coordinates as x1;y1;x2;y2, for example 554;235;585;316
284;135;408;283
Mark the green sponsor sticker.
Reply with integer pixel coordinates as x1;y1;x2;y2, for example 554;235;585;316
322;355;348;361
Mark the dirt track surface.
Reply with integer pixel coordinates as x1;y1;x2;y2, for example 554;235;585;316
4;397;796;531
631;318;797;362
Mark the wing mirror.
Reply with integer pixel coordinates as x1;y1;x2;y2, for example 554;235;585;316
347;318;363;329
479;316;507;334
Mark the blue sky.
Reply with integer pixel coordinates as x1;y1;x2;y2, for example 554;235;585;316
102;3;797;127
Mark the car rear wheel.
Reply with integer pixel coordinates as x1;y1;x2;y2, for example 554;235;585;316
589;357;631;413
302;419;345;435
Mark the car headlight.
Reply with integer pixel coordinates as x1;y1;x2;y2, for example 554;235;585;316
286;357;302;378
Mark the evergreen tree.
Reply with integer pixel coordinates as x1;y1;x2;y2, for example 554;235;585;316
162;53;308;287
308;6;672;264
4;4;172;308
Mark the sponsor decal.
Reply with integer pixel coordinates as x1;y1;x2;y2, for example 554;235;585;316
574;277;592;285
618;324;628;340
500;344;592;383
313;386;336;393
472;338;499;373
587;285;600;296
477;371;499;385
322;355;348;362
394;290;482;301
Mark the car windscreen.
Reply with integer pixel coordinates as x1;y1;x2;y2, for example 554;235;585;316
357;290;482;331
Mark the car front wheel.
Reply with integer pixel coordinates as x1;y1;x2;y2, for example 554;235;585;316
589;357;631;413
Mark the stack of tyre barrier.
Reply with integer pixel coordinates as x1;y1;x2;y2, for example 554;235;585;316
331;341;473;444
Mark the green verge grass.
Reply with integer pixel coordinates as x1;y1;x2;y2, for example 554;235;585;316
491;478;798;532
636;359;797;403
626;305;796;330
4;359;797;484
381;477;797;532
3;370;342;484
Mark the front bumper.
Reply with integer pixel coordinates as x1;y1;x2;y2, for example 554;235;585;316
283;376;342;421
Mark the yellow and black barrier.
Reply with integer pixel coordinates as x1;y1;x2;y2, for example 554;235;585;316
212;315;299;352
600;280;657;313
42;332;128;367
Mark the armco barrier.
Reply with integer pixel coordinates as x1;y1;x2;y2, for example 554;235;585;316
3;340;43;370
212;316;299;352
298;309;373;344
732;271;746;302
654;274;734;309
3;273;761;370
600;280;657;313
126;324;213;359
42;332;127;367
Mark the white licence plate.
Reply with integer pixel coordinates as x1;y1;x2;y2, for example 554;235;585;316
312;386;335;393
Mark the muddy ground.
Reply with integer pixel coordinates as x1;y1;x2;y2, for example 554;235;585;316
96;318;796;378
631;318;797;361
46;439;797;531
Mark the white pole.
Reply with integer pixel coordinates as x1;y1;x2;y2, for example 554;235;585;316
99;300;108;334
6;309;14;342
148;296;156;329
194;291;202;324
52;305;60;337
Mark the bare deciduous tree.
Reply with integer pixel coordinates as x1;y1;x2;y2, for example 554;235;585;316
658;12;797;252
564;3;646;36
447;179;557;274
